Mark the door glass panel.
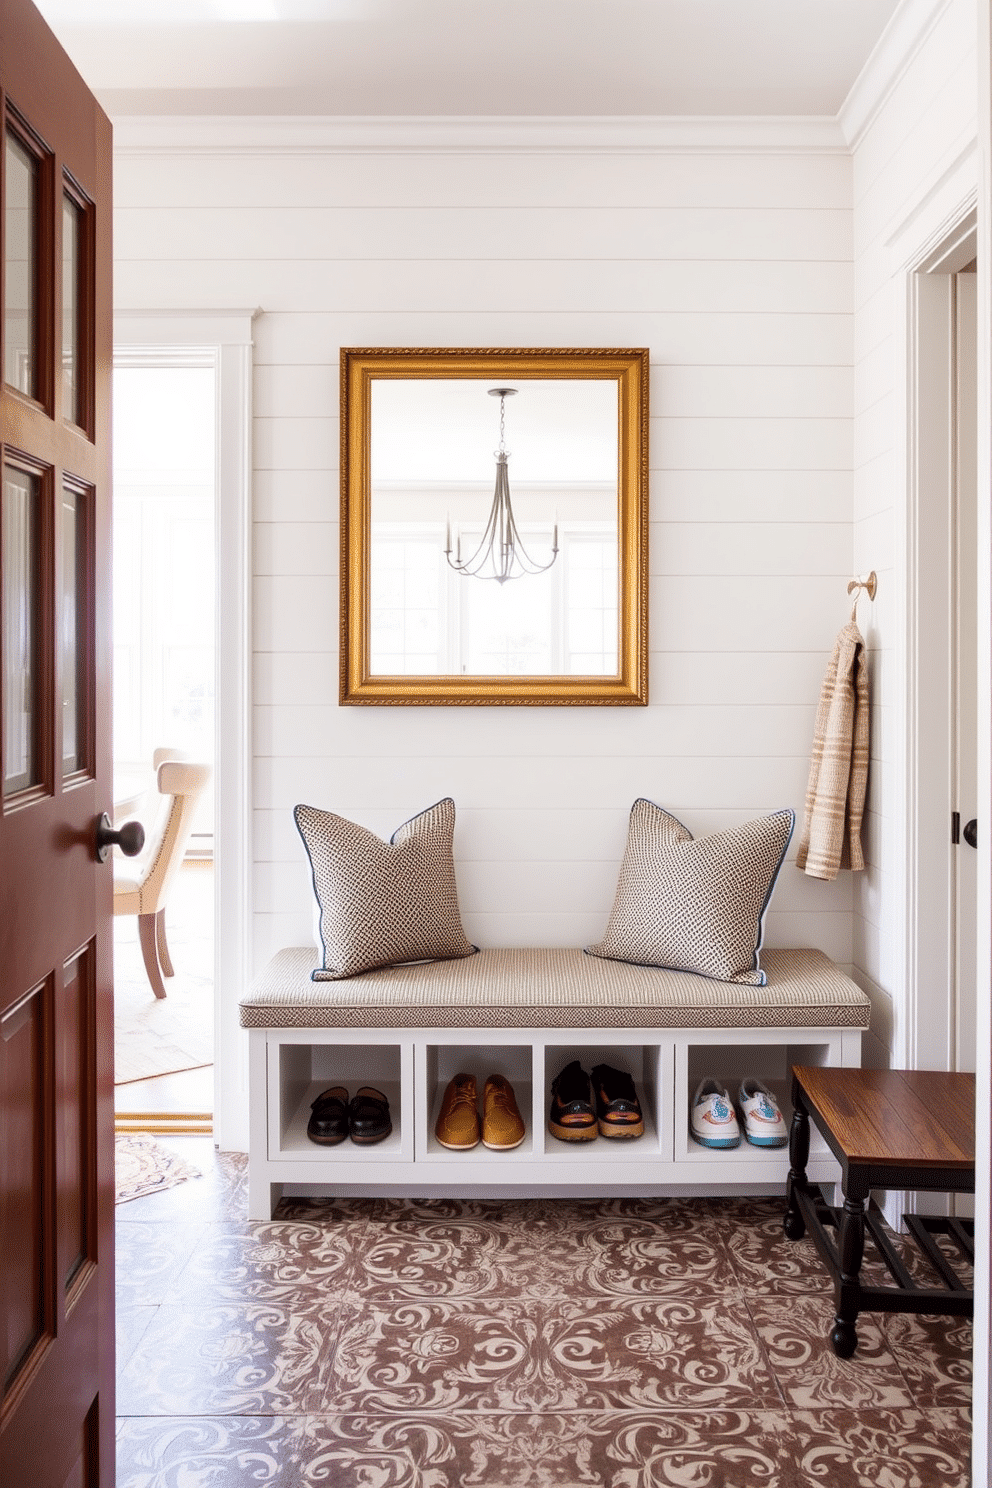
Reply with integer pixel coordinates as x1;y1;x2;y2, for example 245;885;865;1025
4;131;37;398
62;194;83;427
3;466;41;795
62;482;90;774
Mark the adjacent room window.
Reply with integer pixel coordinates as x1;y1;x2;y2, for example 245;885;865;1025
371;525;617;676
113;363;216;840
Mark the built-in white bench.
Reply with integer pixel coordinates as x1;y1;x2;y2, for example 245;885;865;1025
241;945;871;1220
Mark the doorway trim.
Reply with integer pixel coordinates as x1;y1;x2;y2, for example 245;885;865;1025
114;308;255;1151
886;174;977;1080
889;171;988;1479
900;211;977;1078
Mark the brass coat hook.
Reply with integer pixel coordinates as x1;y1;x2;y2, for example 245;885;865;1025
847;571;877;621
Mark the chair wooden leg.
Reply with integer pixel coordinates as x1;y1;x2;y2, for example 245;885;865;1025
155;908;175;978
138;912;168;999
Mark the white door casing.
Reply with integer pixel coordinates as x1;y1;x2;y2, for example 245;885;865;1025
887;147;987;1483
953;270;978;1081
889;173;977;1082
114;309;254;1151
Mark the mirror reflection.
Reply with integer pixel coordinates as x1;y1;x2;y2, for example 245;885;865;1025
370;378;619;677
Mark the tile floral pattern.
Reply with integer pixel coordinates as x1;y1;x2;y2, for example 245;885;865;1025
345;1206;738;1302
176;1218;366;1303
116;1415;309;1487
117;1297;338;1415
300;1410;799;1486
115;1146;973;1487
326;1293;779;1414
787;1407;973;1488
747;1294;914;1409
883;1312;974;1408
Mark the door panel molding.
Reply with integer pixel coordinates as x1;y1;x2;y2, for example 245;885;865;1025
0;975;54;1419
59;944;97;1305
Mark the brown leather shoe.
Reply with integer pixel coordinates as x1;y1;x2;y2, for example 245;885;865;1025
434;1072;480;1149
482;1074;526;1151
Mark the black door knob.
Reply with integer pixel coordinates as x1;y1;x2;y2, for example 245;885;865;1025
95;812;145;863
963;818;978;849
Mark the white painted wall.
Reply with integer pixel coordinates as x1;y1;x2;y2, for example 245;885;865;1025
844;0;978;1069
113;120;857;979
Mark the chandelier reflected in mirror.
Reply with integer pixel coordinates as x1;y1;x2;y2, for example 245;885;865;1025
444;387;559;584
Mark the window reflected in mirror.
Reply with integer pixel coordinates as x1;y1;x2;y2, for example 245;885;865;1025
369;378;618;677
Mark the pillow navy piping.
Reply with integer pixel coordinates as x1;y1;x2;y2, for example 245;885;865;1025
584;944;769;987
389;796;456;845
586;802;796;988
750;807;796;985
293;799;477;981
311;946;480;982
293;803;332;974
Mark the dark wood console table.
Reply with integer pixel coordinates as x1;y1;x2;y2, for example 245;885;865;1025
783;1065;975;1358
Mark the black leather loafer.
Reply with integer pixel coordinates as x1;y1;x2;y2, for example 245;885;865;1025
307;1085;349;1145
349;1086;392;1145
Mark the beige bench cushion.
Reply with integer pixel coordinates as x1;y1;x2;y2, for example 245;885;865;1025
239;946;871;1030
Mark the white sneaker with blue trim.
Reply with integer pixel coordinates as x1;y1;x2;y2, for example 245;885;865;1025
690;1078;741;1149
738;1077;788;1147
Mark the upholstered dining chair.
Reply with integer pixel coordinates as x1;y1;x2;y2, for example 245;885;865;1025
113;756;212;999
113;745;188;839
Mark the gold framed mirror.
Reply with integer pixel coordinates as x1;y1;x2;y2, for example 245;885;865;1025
340;347;649;705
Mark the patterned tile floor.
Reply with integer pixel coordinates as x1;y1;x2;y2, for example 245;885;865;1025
115;1138;972;1487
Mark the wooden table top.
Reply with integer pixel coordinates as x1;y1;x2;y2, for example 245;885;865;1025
792;1066;975;1172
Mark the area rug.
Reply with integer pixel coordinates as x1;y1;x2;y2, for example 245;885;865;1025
115;1133;202;1205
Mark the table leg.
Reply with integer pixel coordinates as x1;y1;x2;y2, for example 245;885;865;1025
783;1080;810;1241
830;1181;868;1358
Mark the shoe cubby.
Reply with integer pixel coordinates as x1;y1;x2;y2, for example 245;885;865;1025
248;1021;860;1217
268;1033;412;1162
676;1036;837;1166
418;1040;535;1161
541;1042;667;1160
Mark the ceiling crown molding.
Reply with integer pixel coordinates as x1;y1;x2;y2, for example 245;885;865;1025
839;0;952;148
111;114;847;156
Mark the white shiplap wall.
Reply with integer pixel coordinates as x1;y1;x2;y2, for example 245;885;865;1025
846;0;978;1068
114;126;857;977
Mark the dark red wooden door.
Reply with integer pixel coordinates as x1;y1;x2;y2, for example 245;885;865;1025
0;1;114;1483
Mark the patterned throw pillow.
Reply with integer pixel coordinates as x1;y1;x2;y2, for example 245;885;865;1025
295;797;476;981
588;800;794;986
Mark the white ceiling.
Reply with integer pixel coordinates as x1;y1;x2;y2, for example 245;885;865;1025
33;0;903;118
